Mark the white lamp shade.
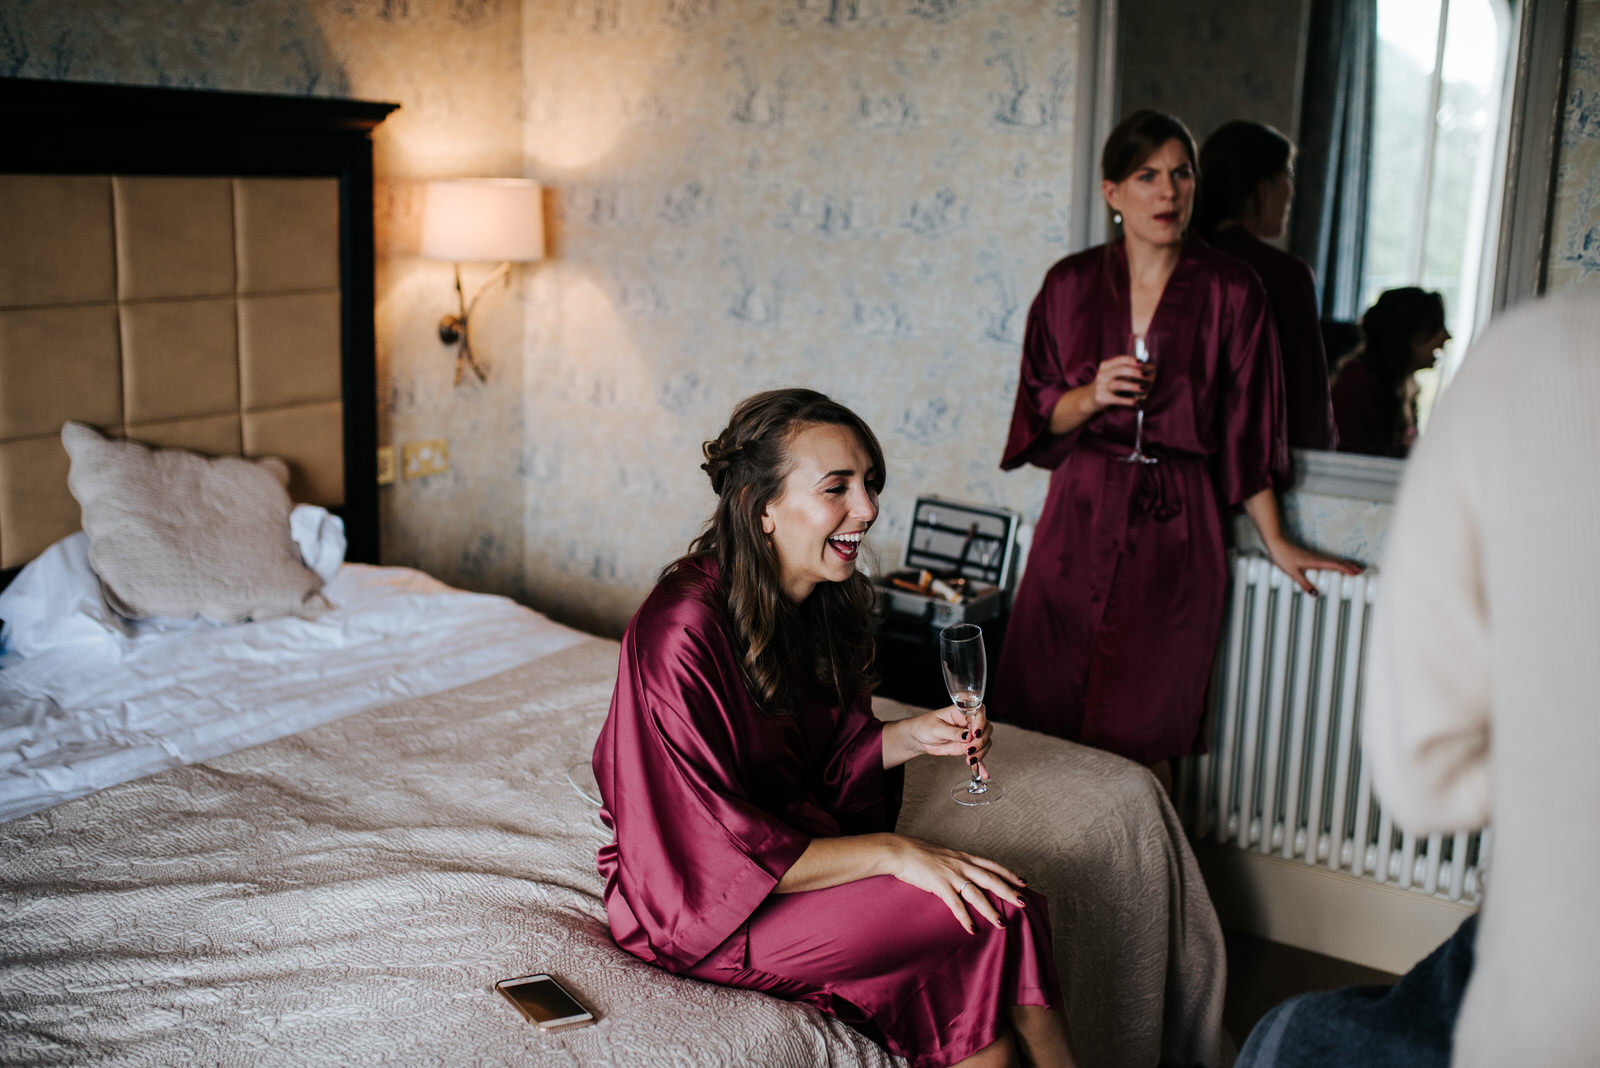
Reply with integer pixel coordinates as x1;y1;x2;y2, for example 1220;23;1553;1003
421;178;544;262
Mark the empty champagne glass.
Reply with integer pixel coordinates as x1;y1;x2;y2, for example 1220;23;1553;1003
1119;332;1159;464
940;623;1003;805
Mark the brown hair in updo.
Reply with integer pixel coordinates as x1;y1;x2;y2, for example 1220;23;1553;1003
671;388;885;716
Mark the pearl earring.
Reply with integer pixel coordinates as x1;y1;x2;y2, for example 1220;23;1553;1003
1113;212;1123;225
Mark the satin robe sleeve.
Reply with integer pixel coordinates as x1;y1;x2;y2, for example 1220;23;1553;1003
1000;260;1103;472
815;689;904;834
593;568;894;972
1212;267;1290;505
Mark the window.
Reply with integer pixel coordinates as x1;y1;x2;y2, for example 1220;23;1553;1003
1362;0;1513;428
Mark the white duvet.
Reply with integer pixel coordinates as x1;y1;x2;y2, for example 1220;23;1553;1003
0;561;586;822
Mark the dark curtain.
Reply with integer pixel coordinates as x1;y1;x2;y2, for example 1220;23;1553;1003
1291;0;1378;323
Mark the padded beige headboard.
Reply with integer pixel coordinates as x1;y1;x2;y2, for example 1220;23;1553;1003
0;174;346;570
0;76;397;581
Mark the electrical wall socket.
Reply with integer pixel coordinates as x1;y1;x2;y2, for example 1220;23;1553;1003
376;446;396;486
402;439;450;479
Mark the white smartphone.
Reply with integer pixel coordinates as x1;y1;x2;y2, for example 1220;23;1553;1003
495;973;596;1032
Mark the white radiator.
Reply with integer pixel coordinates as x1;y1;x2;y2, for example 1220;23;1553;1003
1174;554;1488;905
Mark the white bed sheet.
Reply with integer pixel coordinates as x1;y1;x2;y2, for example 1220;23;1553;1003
0;564;587;822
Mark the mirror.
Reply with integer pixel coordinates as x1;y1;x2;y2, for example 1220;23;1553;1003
1105;0;1572;498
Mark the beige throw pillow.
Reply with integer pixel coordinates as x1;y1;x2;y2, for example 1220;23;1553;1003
61;421;331;624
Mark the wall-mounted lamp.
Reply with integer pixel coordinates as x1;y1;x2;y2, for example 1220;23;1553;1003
420;178;544;385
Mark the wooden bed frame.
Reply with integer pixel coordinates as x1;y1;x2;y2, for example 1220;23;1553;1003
0;77;395;585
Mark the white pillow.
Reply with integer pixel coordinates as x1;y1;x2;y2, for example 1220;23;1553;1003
290;504;347;583
0;507;346;658
0;532;131;659
62;422;330;624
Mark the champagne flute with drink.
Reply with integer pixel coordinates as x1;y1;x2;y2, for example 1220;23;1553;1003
1119;332;1158;464
940;623;1003;806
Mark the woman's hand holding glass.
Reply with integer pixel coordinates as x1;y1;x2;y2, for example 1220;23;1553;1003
1089;353;1154;411
899;702;993;778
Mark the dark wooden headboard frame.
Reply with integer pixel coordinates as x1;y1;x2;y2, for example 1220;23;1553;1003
0;77;397;578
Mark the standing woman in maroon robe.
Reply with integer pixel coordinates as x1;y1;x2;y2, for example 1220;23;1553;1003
594;388;1075;1068
991;110;1358;789
1194;119;1339;451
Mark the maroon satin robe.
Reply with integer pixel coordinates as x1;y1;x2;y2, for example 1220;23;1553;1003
594;558;1060;1067
992;238;1287;765
1331;356;1411;458
1206;226;1339;451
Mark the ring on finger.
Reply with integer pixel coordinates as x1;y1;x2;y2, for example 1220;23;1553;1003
955;879;971;895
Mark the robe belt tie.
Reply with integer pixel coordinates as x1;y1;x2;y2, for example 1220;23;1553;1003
1079;436;1184;522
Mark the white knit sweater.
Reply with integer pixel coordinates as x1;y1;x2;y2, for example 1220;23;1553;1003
1366;290;1600;1066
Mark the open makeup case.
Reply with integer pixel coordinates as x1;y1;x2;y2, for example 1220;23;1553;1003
874;496;1021;629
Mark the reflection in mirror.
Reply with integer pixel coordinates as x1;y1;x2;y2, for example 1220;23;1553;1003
1360;0;1511;436
1329;286;1450;459
1112;0;1563;489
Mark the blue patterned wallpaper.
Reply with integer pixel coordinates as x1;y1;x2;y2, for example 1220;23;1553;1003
6;1;1591;632
3;0;1081;635
0;0;350;95
516;0;1080;633
1548;0;1600;291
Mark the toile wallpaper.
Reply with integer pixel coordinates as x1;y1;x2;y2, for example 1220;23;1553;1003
1547;0;1600;293
515;0;1079;632
3;0;1595;635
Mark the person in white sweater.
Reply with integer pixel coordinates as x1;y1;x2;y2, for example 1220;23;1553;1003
1235;291;1599;1067
1366;289;1600;1065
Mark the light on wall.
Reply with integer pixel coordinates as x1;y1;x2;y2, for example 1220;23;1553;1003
420;178;544;385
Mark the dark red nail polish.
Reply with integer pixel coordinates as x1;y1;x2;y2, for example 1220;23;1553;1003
961;731;969;741
966;746;976;754
968;756;976;765
975;728;984;738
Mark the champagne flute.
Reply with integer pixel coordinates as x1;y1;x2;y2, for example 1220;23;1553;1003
1119;332;1159;464
940;623;1003;806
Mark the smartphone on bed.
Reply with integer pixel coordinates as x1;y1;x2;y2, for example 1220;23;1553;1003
495;973;595;1032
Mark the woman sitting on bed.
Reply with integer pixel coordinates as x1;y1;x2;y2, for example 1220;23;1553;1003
593;388;1075;1068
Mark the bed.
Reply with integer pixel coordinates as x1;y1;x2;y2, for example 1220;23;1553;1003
0;78;1230;1067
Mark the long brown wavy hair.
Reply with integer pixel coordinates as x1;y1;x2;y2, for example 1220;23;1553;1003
1337;287;1447;452
667;388;885;716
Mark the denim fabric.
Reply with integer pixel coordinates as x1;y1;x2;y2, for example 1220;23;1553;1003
1237;913;1477;1068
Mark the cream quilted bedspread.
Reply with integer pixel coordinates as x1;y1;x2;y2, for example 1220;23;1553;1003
0;637;1227;1067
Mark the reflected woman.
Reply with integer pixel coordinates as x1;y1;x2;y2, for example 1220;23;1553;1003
1194;119;1339;451
1331;287;1451;458
993;110;1358;789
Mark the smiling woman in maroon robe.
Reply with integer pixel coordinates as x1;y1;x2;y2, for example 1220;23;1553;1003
594;389;1076;1068
993;111;1358;788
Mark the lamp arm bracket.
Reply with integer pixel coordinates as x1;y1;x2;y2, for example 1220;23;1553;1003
437;260;512;386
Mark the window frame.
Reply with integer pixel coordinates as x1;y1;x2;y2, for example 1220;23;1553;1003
1299;0;1575;501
